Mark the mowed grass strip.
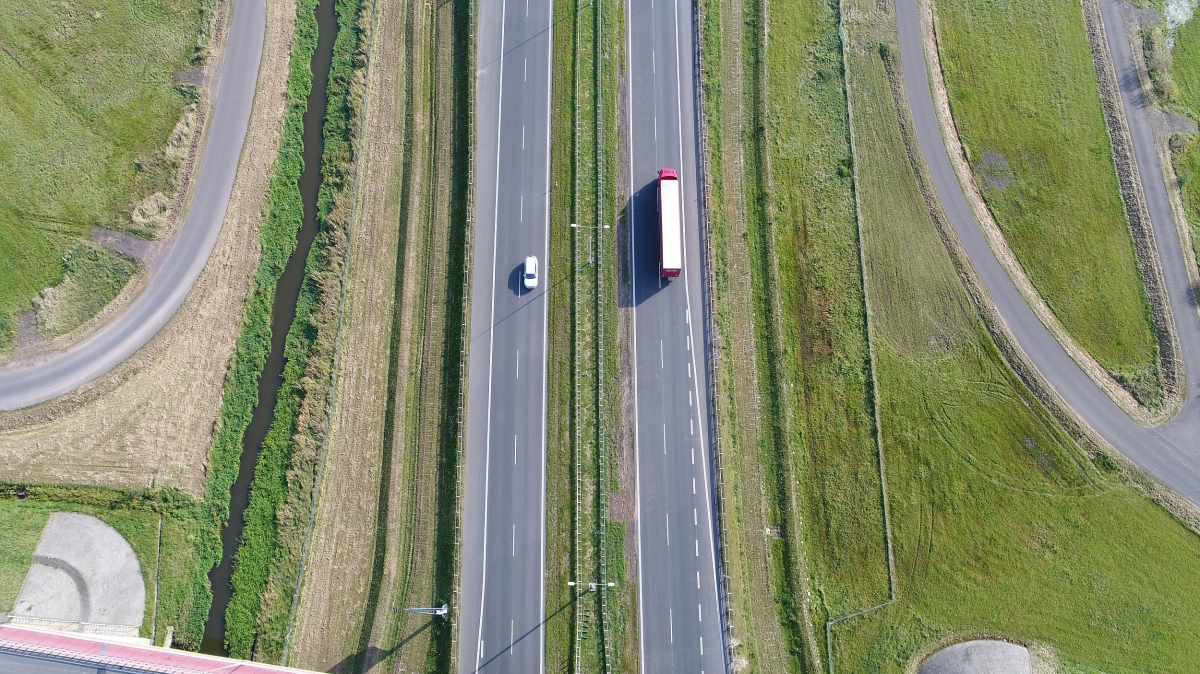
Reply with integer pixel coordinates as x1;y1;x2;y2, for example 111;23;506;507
933;0;1159;390
828;1;1200;670
0;0;210;343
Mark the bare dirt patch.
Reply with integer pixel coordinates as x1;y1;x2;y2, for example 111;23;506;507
0;0;298;498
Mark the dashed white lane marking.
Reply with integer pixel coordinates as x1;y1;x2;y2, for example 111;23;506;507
669;609;673;643
700;637;704;655
654;116;657;140
691;446;695;465
660;340;664;368
698;603;702;622
512;525;516;556
514;435;518;465
666;513;670;546
696;571;700;588
653;50;656;73
692;477;696;494
524;58;527;80
664;425;667;454
522;125;525;149
688;362;691;378
516;350;519;379
510;620;514;654
689;390;692;406
690;418;693;435
693;508;697;525
520;195;524;221
695;539;698;557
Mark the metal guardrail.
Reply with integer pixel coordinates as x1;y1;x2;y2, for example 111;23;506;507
689;0;737;669
449;0;479;664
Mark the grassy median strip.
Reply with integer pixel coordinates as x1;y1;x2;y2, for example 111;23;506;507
548;0;630;666
932;0;1161;402
223;0;365;661
828;1;1200;670
0;484;205;644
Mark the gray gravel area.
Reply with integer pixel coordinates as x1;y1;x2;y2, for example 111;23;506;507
919;640;1032;674
12;513;144;629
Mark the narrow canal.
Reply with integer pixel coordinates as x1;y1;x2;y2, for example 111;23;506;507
200;0;339;655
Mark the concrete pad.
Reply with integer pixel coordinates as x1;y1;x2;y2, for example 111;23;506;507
11;512;144;629
920;639;1032;674
13;564;81;622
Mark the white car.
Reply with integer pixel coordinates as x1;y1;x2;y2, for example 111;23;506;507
523;255;539;289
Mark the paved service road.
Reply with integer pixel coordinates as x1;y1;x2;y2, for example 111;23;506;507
0;0;266;410
457;0;553;669
895;0;1200;503
624;0;726;671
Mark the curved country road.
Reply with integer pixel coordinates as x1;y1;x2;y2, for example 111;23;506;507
895;0;1200;504
0;0;266;410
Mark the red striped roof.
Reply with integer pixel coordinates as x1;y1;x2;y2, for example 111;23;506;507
0;623;318;673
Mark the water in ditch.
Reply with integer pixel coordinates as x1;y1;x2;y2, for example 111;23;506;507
200;0;339;656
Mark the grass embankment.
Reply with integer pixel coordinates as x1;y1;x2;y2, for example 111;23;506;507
187;0;325;652
0;485;204;643
547;0;630;668
820;0;1200;670
1168;14;1200;271
700;0;878;668
0;0;213;348
222;0;365;661
934;0;1162;403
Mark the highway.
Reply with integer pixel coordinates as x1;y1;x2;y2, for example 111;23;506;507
0;0;266;410
624;0;726;670
457;0;553;668
895;0;1200;503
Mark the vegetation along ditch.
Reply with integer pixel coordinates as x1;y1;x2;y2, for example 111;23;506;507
196;0;364;656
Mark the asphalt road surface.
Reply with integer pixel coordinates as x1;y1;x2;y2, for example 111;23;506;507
624;0;726;670
895;0;1200;503
0;0;266;410
457;0;553;668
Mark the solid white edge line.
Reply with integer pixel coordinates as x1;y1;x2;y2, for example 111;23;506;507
540;0;554;668
474;0;509;668
670;0;727;666
624;0;648;668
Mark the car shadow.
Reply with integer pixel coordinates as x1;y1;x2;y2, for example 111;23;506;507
507;263;527;297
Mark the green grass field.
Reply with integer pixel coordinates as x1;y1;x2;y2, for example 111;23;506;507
0;0;209;347
0;486;204;644
819;2;1200;670
1169;13;1200;272
933;0;1160;401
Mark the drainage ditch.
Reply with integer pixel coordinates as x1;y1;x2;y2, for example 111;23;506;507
200;0;339;655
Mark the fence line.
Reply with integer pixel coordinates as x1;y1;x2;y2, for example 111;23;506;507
449;0;480;664
822;5;898;674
